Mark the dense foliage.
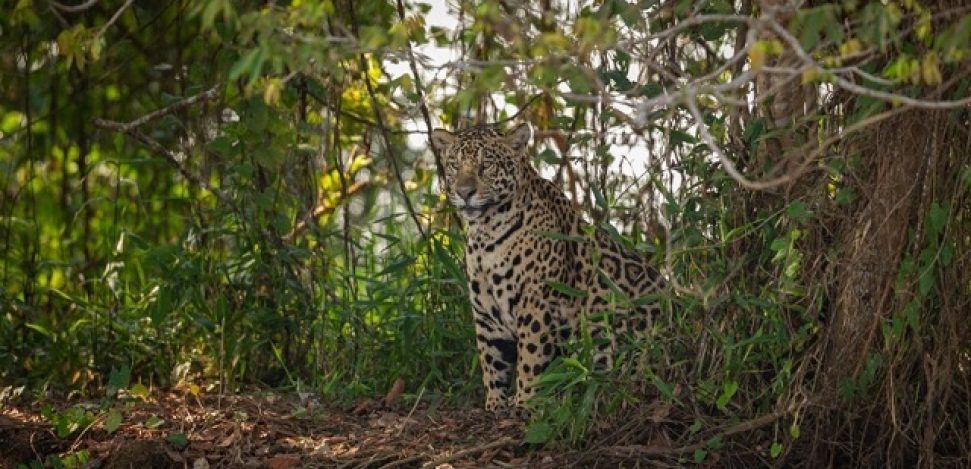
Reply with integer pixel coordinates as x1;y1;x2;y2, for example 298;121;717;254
2;0;969;465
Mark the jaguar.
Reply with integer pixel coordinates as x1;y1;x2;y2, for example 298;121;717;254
431;124;665;412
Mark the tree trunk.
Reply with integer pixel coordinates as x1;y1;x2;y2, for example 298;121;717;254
820;110;942;392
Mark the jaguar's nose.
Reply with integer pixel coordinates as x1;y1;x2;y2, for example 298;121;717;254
456;185;476;201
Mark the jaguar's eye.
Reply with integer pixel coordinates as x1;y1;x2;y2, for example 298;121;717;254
478;161;491;176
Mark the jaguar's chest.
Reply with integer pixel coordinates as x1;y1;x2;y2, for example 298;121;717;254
465;241;521;298
464;225;533;322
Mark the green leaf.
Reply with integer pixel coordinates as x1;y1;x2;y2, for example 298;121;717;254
536;148;561;165
838;378;857;399
57;450;89;469
46;455;65;469
668;129;696;147
770;236;790;252
104;411;122;434
918;270;935;297
543;280;588;298
601;70;633;91
785;201;811;224
107;366;131;396
524;421;553;443
938;13;971;61
928;202;947;236
378;255;415;276
561;357;589;373
479;64;507;90
567;71;592;94
687;420;703;434
167;432;189;449
653;376;677;401
207;136;237;157
144;415;165;429
770;441;783;458
360;26;389;50
1;111;25;133
940;243;954;266
743;119;765;145
592;186;608;211
200;0;234;30
834;188;856;205
793;5;839;50
228;48;261;81
24;322;52;337
789;423;801;439
861;3;901;50
432;239;466;284
693;448;707;463
638;83;662;97
715;380;738;410
130;383;150;400
699;21;731;41
904;301;920;332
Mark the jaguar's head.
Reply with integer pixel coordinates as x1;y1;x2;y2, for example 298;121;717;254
431;124;531;221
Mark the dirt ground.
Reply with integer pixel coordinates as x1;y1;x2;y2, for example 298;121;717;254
1;390;661;468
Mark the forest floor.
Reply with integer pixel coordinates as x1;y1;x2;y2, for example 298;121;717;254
0;390;632;468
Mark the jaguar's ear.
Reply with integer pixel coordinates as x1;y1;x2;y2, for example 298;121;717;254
430;128;456;152
506;123;531;151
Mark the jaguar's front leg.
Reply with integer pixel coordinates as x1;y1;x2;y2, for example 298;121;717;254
513;298;558;408
473;308;517;412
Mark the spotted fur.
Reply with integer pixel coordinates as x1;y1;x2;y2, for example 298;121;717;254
431;124;664;412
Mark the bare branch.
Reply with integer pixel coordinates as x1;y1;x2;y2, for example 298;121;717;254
48;0;98;13
96;0;133;38
93;86;220;132
419;437;516;468
93;85;227;204
685;90;797;191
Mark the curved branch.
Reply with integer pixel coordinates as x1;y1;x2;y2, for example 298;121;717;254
685;91;797;191
49;0;98;13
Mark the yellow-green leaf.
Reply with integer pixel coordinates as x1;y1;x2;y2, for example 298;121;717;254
130;382;150;400
921;52;942;85
104;410;123;434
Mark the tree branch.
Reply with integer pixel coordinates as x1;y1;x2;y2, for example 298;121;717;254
96;0;132;38
395;0;444;181
93;85;220;132
49;0;99;13
93;86;227;204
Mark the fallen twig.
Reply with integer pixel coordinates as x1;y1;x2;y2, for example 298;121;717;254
420;436;517;468
594;399;807;459
395;385;425;437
